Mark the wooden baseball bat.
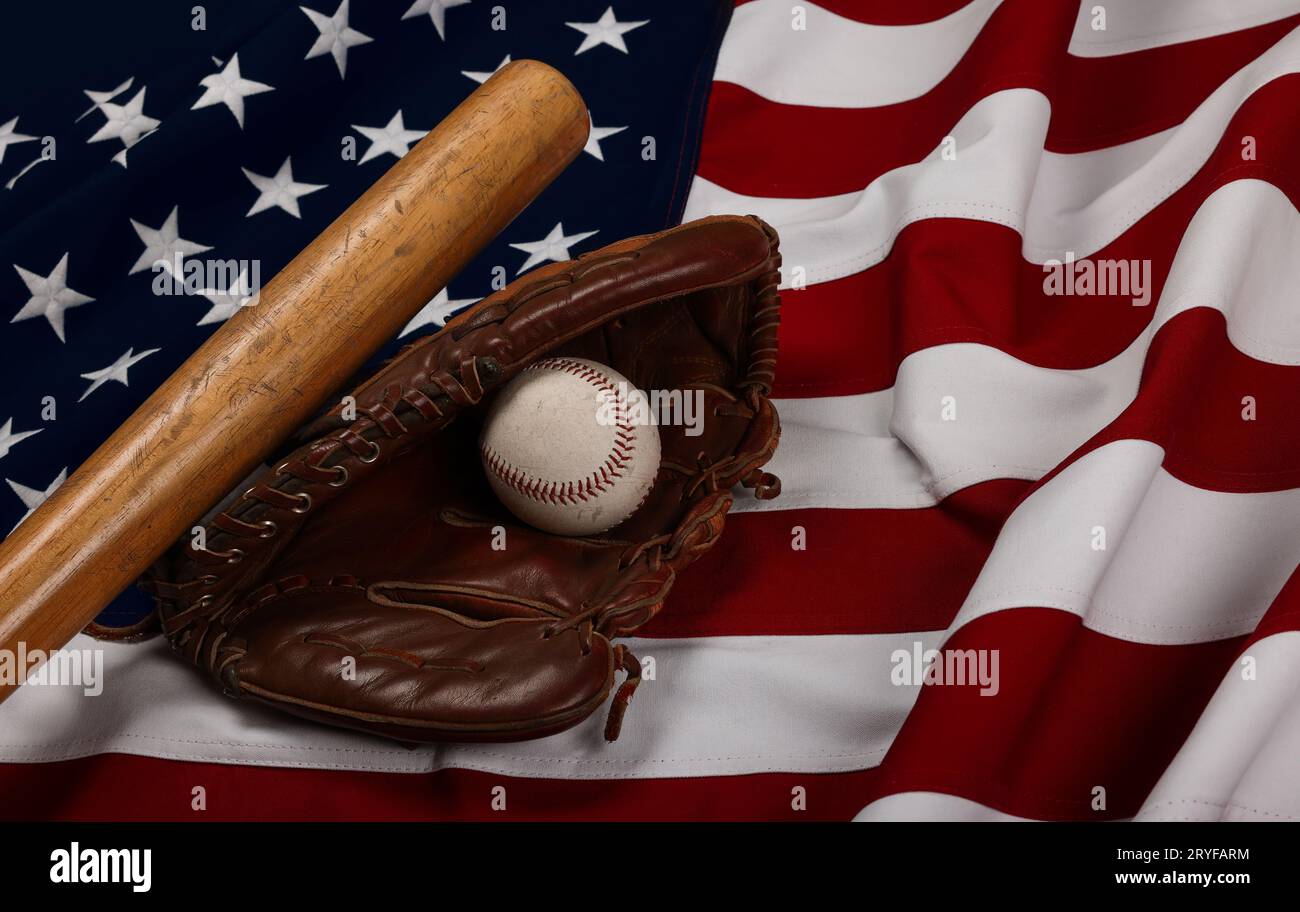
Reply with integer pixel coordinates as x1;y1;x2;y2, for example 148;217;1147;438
0;60;588;700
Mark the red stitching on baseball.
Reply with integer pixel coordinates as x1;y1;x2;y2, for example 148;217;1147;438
482;358;639;508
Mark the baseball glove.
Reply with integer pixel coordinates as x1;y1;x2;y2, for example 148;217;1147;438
142;215;782;743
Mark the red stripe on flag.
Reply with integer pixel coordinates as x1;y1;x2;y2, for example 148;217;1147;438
771;220;1156;398
733;0;973;26
644;479;1030;638
1046;308;1300;495
0;755;879;822
864;608;1245;820
702;5;1300;197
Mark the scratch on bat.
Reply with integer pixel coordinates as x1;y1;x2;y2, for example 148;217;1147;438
448;163;478;182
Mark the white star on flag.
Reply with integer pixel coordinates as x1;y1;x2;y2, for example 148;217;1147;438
191;54;274;129
129;206;213;275
401;0;471;41
0;117;36;165
0;419;42;460
76;77;134;122
301;0;373;79
79;347;160;402
584;112;627;161
510;223;598;274
194;267;260;326
242;157;327;218
400;288;480;337
462;55;510;85
352;110;428;164
6;469;66;532
9;254;95;343
566;6;649;55
87;87;160;148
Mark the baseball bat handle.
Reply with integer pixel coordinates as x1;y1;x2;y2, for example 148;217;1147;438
0;60;588;700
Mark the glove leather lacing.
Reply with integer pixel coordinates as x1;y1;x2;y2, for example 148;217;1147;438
542;602;645;742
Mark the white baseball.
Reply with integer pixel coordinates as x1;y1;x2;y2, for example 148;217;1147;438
479;357;661;536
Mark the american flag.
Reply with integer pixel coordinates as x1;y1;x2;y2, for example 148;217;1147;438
1;0;1298;821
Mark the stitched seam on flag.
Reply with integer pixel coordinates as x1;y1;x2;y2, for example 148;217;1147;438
0;739;890;772
961;592;1275;625
963;586;1280;618
1139;798;1299;821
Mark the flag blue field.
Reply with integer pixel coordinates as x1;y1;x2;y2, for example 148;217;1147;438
0;0;727;629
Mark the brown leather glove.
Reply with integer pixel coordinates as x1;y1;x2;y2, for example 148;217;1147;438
143;215;783;743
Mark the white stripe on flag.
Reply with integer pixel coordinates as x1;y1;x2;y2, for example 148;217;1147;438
952;441;1300;645
855;791;1034;822
1160;180;1300;365
1137;631;1300;821
0;631;940;777
750;336;1141;511
715;0;1002;108
1068;0;1300;58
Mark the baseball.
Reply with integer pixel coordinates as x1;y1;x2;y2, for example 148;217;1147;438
480;358;662;536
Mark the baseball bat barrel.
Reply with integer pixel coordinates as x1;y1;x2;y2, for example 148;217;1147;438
0;60;588;700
